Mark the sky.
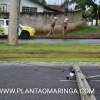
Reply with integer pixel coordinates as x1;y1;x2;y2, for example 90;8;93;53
46;0;64;5
46;0;100;5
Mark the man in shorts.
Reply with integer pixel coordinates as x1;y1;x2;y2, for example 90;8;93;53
62;18;68;36
48;17;57;36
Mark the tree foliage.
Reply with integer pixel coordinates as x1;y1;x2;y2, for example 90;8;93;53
38;0;47;4
66;0;100;25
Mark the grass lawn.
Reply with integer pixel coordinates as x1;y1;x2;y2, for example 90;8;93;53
0;43;100;62
66;25;100;36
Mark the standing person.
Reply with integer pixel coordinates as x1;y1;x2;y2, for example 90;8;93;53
48;17;57;36
62;18;68;36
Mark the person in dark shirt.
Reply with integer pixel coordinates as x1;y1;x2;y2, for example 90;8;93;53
48;17;57;36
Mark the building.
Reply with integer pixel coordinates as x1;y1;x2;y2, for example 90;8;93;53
0;0;62;18
0;0;82;29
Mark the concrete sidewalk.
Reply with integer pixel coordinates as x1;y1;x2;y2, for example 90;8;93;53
1;39;100;44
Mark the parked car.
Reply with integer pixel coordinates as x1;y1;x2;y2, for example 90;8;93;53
0;19;36;39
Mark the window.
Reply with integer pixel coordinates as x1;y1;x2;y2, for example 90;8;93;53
0;20;4;26
0;4;7;13
6;20;9;25
22;7;37;14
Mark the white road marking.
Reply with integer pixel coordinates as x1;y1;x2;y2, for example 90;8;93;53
59;80;76;82
90;80;100;82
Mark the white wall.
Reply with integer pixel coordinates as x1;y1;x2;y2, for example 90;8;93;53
0;0;44;13
21;0;44;12
0;0;9;12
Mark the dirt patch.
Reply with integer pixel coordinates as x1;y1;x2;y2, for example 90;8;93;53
35;22;83;35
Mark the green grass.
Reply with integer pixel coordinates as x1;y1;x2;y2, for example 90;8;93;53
0;43;100;62
66;25;100;36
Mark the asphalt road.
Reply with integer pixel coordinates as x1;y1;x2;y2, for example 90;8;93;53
0;64;80;100
0;64;100;100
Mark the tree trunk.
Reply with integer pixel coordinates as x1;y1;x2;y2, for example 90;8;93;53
96;10;99;26
8;0;20;45
96;19;98;26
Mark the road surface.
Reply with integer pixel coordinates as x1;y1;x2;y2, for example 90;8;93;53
0;64;100;100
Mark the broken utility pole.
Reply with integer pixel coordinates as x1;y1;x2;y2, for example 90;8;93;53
8;0;20;45
73;65;96;100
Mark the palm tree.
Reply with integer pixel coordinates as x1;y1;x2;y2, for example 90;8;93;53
38;0;47;4
64;0;69;15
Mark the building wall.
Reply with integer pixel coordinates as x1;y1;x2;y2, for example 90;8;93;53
0;0;82;28
20;0;44;12
19;11;82;28
0;0;9;12
0;0;44;13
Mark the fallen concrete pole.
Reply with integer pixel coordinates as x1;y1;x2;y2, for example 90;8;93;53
73;65;96;100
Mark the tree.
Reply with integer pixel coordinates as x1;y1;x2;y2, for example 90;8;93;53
64;0;76;15
75;0;100;25
64;0;69;15
38;0;47;4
